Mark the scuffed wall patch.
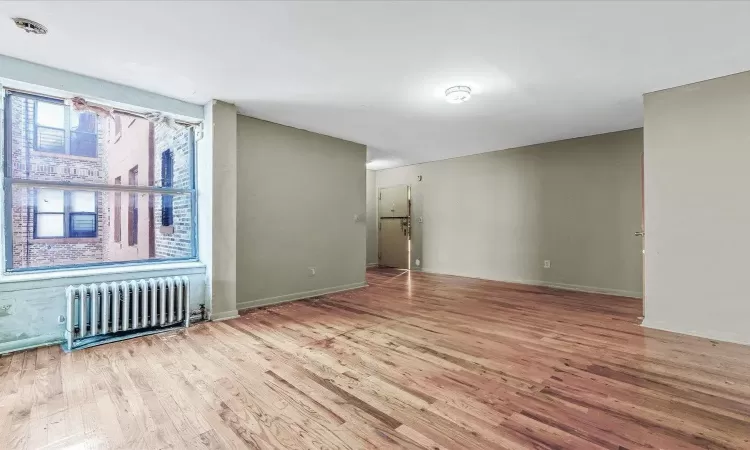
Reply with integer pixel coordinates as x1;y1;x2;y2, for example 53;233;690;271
0;288;66;344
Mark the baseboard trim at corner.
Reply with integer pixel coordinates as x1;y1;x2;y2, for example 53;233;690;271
366;263;379;268
420;268;641;299
237;281;367;312
641;319;750;346
531;280;642;299
211;310;239;321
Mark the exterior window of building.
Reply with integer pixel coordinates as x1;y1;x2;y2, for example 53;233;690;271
161;150;173;226
113;176;122;243
33;99;98;157
3;89;197;271
34;190;97;238
128;166;138;247
113;115;122;142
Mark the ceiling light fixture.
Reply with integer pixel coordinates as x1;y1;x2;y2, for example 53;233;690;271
12;18;48;35
445;86;471;104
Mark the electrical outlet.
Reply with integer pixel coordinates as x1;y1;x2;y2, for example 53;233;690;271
415;259;421;267
308;267;316;276
543;260;551;269
57;315;66;324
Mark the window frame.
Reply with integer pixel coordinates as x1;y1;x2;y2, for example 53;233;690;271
33;100;66;154
32;98;98;158
2;88;199;273
32;189;98;239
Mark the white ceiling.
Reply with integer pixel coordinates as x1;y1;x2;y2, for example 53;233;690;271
2;1;750;169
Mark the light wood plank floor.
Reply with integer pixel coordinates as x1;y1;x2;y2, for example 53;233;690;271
2;268;750;449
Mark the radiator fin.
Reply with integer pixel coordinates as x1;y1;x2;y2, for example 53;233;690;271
64;276;190;351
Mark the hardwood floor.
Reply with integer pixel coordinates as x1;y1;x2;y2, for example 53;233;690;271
2;268;750;449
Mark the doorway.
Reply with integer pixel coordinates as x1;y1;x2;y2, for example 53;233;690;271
638;151;645;320
378;185;410;269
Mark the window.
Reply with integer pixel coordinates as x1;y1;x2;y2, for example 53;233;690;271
34;190;97;238
113;115;122;142
128;166;138;246
4;89;198;271
33;98;98;157
114;177;122;242
161;150;173;226
35;101;65;153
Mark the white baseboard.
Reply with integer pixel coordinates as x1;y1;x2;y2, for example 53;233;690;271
641;319;750;346
366;264;421;271
211;309;239;321
237;281;367;311
530;280;642;298
420;268;642;299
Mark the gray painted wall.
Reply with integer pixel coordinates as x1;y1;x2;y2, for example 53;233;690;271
643;71;750;345
370;129;643;297
366;170;378;266
237;116;367;309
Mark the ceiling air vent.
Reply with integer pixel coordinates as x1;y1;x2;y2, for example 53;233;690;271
12;18;48;35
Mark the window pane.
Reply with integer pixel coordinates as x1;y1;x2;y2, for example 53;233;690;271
9;97;193;186
37;127;65;153
70;131;97;157
70;191;96;212
8;187;195;269
36;101;65;128
36;189;65;213
36;214;64;238
71;111;97;133
161;194;173;226
114;191;122;243
69;213;96;238
114;116;122;138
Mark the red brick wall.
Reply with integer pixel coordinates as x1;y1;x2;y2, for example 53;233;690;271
9;96;107;269
153;123;193;259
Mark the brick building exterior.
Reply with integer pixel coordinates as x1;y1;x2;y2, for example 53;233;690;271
153;123;193;259
7;95;194;269
10;96;108;268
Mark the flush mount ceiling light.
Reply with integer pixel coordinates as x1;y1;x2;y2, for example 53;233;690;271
445;86;472;104
12;18;48;35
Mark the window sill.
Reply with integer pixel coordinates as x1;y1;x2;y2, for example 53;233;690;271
32;150;99;161
0;260;206;285
30;238;100;244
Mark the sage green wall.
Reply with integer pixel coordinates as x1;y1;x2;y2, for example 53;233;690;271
643;71;750;345
210;100;239;320
371;129;643;297
237;116;367;309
